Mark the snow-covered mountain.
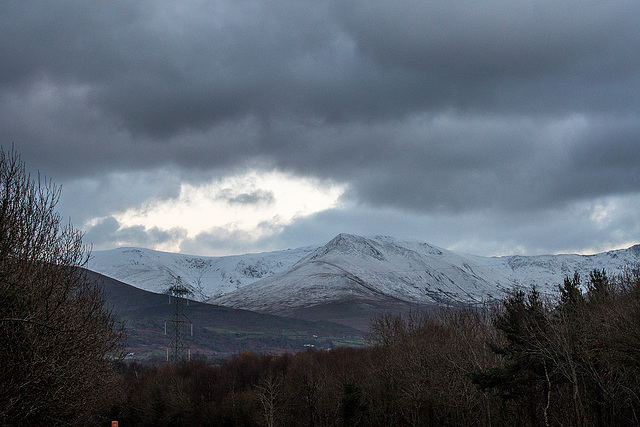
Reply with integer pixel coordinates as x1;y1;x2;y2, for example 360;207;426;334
89;234;640;316
211;234;640;314
88;245;316;301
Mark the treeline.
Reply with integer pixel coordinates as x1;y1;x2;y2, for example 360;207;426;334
106;268;640;426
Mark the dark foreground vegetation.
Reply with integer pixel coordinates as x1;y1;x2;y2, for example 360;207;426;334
104;268;640;427
0;148;124;426
3;147;640;426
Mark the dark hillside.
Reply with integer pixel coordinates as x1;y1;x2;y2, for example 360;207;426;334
87;270;364;359
286;298;441;331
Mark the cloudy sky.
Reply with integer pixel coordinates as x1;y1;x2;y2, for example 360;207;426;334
2;1;640;257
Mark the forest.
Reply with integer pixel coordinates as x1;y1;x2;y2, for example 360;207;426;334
104;268;640;427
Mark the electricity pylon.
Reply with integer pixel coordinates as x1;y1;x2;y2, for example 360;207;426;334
165;276;193;362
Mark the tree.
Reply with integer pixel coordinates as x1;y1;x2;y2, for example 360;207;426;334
558;271;585;314
0;148;124;425
586;269;612;305
369;310;496;426
255;373;283;427
472;288;552;425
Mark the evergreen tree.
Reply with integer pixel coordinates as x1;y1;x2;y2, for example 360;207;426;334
472;288;551;425
558;271;585;314
587;269;611;305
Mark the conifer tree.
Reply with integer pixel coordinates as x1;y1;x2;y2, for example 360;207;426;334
473;288;551;424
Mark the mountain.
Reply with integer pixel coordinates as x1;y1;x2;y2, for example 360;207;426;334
88;245;315;301
209;234;640;325
212;234;512;311
89;234;640;330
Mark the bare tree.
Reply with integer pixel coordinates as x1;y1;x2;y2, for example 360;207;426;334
0;148;124;426
255;374;283;427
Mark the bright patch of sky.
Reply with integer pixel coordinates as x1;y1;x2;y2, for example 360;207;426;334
93;170;345;253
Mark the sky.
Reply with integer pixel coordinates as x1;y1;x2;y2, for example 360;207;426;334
1;1;640;257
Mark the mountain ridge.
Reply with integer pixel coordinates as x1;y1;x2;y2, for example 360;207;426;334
89;234;640;324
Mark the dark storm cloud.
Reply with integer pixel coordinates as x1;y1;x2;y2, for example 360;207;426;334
338;1;621;75
2;0;640;254
1;0;348;135
265;114;640;213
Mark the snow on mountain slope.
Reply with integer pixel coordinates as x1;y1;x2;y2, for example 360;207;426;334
88;246;316;301
211;234;512;313
210;234;640;314
89;234;640;314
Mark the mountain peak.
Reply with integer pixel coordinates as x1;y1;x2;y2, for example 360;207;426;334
305;233;386;262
